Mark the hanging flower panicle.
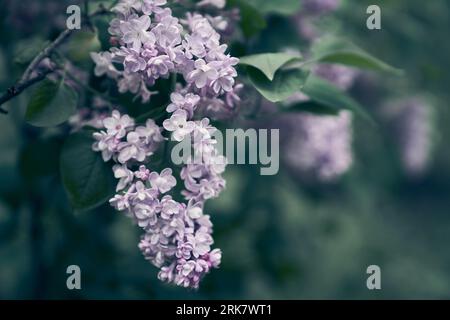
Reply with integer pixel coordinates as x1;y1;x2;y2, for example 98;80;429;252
90;0;239;288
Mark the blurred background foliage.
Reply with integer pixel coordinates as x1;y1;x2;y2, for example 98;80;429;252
1;0;450;299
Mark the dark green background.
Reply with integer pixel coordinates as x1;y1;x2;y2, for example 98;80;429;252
1;0;450;299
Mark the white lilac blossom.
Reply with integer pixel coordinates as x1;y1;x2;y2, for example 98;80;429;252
382;98;434;176
91;0;242;119
281;111;353;181
92;107;227;289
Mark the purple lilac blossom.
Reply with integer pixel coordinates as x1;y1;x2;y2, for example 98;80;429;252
313;63;358;90
382;98;434;176
197;0;226;9
89;0;240;288
92;108;226;288
91;0;242;119
302;0;340;15
293;0;341;42
280;111;353;181
68;107;108;132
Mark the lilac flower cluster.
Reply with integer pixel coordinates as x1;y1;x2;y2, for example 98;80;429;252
196;0;241;41
87;0;240;288
68;107;106;131
92;106;226;288
382;98;434;176
282;111;353;181
302;0;340;15
90;0;242;118
293;0;341;41
312;63;358;91
68;98;113;131
276;2;356;183
163;91;228;202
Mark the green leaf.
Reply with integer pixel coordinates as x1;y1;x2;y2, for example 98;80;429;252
252;16;303;53
311;36;402;75
93;16;113;51
245;0;300;15
14;38;50;65
19;138;62;180
88;0;116;15
284;101;340;116
65;29;101;63
26;78;78;127
60;131;116;212
248;67;309;102
291;76;374;122
228;0;266;37
239;52;302;81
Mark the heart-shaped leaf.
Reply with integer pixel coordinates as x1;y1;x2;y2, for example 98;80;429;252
14;38;50;65
60;131;116;212
248;67;309;102
284;100;340;116
289;76;374;122
26;78;78;127
19;138;62;180
245;0;301;15
240;52;302;81
227;0;266;37
65;29;101;63
312;36;402;75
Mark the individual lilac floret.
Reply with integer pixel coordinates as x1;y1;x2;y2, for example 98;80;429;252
92;110;135;161
166;92;201;119
382;98;434;176
121;15;154;50
187;59;219;89
113;164;134;191
149;168;177;193
282;111;353;181
163;109;195;142
135;165;151;180
117;118;164;163
90;52;120;78
103;110;135;138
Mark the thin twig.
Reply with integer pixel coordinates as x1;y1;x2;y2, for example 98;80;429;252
0;69;55;113
0;5;114;113
20;29;72;84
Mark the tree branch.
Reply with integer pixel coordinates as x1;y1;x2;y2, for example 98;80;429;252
20;30;72;85
0;69;55;113
0;5;114;114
